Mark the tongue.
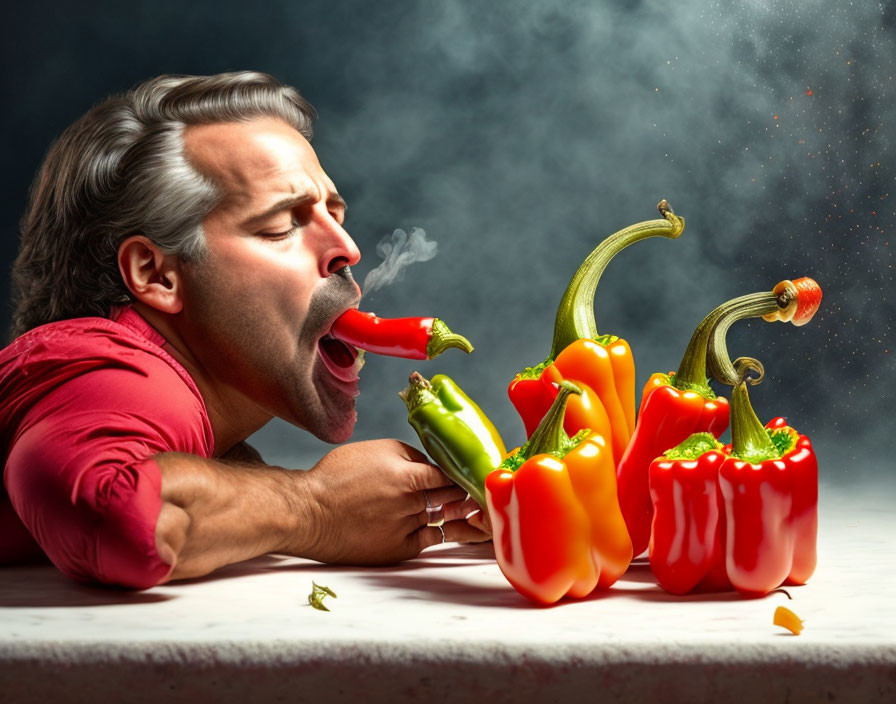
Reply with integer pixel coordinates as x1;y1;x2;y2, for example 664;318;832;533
320;337;356;368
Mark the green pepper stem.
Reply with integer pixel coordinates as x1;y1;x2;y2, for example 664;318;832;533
549;200;685;359
522;380;582;459
427;319;474;358
704;292;781;387
729;379;778;462
399;372;436;412
674;291;777;395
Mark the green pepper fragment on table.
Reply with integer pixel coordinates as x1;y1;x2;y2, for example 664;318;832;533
308;581;337;612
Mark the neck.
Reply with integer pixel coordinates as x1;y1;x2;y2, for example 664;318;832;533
132;302;273;456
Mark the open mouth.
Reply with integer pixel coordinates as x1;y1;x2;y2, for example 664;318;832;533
318;334;365;383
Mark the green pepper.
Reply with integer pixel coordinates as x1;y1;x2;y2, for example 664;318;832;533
399;372;507;508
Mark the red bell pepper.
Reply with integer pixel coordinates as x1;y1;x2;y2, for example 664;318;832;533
485;381;632;605
617;277;822;557
648;433;730;595
648;360;819;597
330;308;473;360
647;275;822;596
508;201;685;463
718;379;818;596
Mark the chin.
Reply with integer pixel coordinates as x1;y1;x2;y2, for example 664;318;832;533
305;354;360;444
317;410;357;444
295;393;357;444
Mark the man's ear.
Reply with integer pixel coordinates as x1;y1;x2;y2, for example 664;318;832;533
118;236;184;314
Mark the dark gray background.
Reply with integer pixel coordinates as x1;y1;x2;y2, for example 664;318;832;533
2;1;892;486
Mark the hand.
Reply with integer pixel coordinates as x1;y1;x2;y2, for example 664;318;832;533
298;439;490;565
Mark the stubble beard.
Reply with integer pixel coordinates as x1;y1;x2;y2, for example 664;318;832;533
182;258;361;444
305;362;357;443
282;267;362;443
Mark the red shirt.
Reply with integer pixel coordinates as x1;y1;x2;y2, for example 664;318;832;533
1;307;214;588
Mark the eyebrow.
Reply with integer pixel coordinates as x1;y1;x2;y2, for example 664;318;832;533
241;191;347;228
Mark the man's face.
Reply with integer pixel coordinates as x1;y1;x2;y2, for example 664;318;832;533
177;118;363;443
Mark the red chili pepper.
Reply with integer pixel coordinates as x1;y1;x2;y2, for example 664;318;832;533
330;309;473;360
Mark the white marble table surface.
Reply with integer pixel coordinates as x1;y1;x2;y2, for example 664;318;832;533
1;482;893;703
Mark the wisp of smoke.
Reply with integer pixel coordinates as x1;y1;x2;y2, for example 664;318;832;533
362;227;438;295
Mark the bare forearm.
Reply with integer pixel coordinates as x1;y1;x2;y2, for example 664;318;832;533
153;452;317;582
150;439;491;585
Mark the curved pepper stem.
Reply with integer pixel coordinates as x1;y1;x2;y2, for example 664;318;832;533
549;200;685;359
676;291;778;395
706;278;823;387
427;319;474;358
703;292;778;387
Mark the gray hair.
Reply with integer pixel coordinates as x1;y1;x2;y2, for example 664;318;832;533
10;71;316;339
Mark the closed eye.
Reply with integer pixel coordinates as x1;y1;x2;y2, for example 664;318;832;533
260;220;300;239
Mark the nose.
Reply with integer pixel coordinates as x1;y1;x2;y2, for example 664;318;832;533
318;216;362;278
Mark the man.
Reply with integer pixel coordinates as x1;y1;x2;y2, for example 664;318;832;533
0;71;488;589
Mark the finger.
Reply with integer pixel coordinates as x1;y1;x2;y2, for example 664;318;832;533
440;496;483;523
406;462;459;492
412;525;447;551
422;486;468;509
394;440;431;464
411;502;445;528
410;498;465;529
403;485;467;518
466;508;492;535
442;518;492;544
410;508;433;531
409;503;446;530
413;518;491;552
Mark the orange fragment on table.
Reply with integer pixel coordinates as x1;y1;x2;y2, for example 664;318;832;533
773;605;804;635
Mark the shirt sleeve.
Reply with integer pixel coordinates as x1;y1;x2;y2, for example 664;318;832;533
4;356;211;589
0;496;46;564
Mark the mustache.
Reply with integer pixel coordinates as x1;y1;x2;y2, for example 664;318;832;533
302;266;361;342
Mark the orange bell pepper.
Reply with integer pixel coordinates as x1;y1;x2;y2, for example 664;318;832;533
485;381;633;605
507;201;685;463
